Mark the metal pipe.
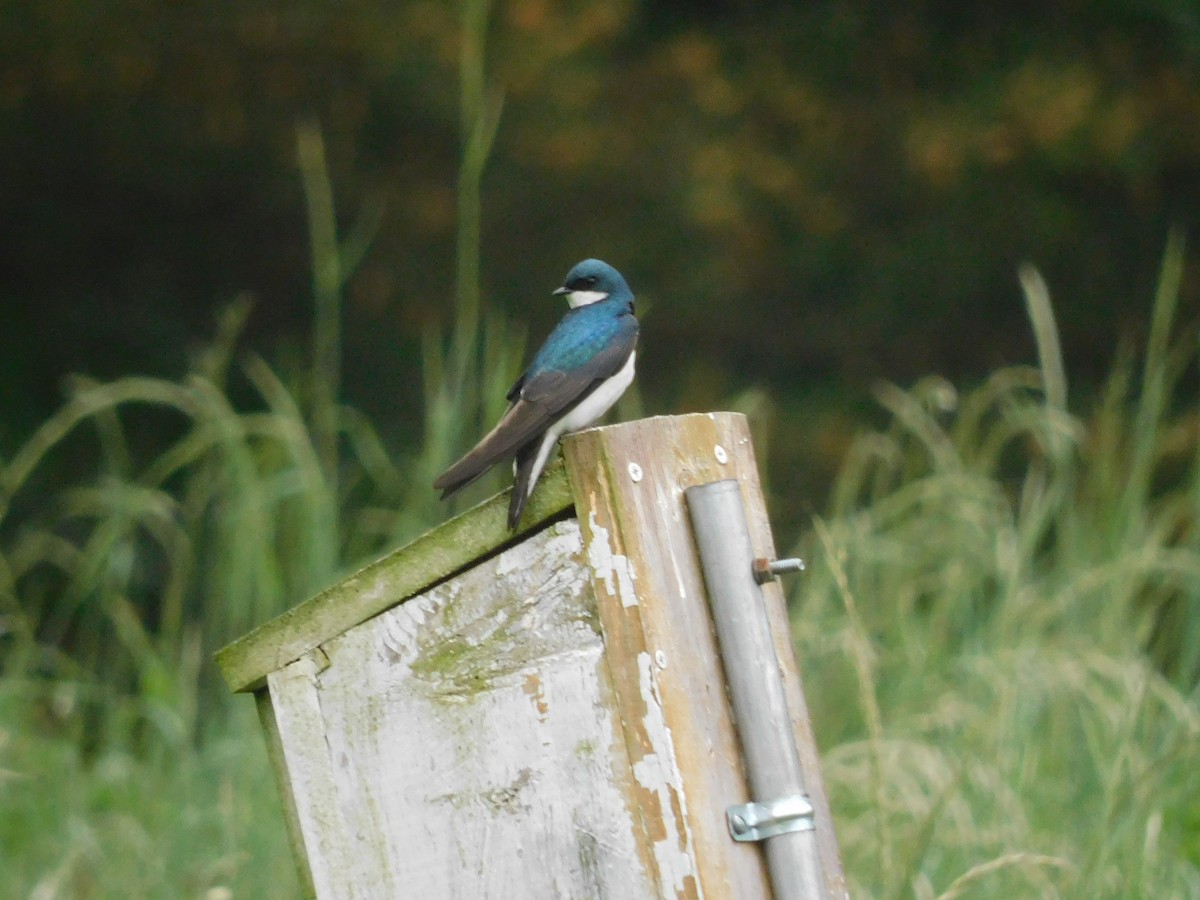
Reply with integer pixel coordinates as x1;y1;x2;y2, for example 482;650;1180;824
686;479;828;900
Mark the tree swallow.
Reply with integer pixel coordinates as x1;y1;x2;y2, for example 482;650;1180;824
434;258;639;529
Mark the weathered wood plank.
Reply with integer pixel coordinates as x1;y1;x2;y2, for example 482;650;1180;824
255;689;317;899
563;412;846;899
216;458;573;693
265;521;660;899
233;413;843;898
268;649;361;898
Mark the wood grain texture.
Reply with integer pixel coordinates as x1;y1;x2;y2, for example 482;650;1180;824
255;689;317;899
268;648;357;898
563;412;846;899
216;458;572;693
266;521;660;899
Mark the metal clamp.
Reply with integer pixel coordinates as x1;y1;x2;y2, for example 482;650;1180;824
727;794;815;842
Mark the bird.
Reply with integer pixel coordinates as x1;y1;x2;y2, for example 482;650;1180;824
434;258;639;529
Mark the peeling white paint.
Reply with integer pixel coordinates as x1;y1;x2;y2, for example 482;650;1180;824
379;590;443;672
631;651;703;898
586;509;638;608
495;526;583;578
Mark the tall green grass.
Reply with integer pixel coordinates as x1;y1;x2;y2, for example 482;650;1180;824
0;0;522;893
1;701;298;898
0;180;514;895
6;233;1197;896
795;233;1200;897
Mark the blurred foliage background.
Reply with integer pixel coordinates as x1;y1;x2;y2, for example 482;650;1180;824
5;0;1200;507
4;1;1200;896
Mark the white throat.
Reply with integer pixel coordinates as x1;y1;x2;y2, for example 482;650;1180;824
566;289;609;308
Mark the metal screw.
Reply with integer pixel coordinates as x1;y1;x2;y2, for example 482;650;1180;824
714;444;728;464
730;814;748;835
628;462;643;482
752;557;806;584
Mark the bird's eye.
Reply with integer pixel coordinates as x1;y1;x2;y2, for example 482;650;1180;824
585;275;598;287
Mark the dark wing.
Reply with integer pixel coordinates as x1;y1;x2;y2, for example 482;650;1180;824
508;440;540;529
433;326;637;500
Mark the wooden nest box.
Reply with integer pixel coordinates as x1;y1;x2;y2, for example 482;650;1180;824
217;413;844;899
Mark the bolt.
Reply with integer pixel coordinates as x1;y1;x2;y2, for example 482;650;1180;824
753;557;806;584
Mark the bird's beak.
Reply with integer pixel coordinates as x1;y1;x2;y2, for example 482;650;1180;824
552;286;570;296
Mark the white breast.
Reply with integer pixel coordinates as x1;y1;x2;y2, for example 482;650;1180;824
557;350;636;433
520;350;637;501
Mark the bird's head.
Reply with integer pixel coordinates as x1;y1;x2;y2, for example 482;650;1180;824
553;258;631;308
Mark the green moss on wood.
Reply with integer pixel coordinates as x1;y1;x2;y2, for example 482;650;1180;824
215;458;573;692
406;523;598;702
